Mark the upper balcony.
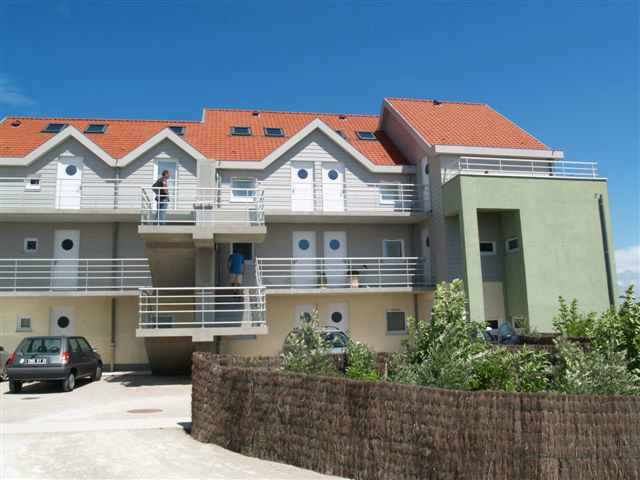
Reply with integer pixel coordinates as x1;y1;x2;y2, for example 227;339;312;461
442;157;599;184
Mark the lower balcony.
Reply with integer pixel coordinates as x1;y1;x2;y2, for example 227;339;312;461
137;286;267;341
255;257;433;294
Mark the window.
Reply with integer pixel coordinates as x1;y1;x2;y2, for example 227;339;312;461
264;127;284;137
230;177;256;202
169;125;185;136
386;310;406;334
77;337;93;353
505;237;519;253
231;126;251;136
42;123;67;133
156;314;174;329
479;241;496;256
335;130;345;138
23;238;38;253
232;242;254;262
356;131;376;140
487;319;499;330
380;182;400;204
383;239;404;257
24;177;41;191
84;124;107;134
17;316;32;332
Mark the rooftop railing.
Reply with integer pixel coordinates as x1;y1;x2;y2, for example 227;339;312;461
442;157;599;183
138;286;267;330
255;257;432;290
0;258;151;292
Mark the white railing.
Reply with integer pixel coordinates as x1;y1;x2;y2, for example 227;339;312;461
255;257;432;289
442;158;599;183
0;258;151;292
256;181;430;213
138;286;267;330
140;186;265;226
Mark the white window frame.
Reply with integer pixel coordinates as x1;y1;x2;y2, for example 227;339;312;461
386;309;407;335
383;239;405;258
24;177;41;191
505;237;519;253
230;177;257;203
230;242;254;264
479;241;496;256
17;315;32;332
23;238;38;254
379;181;400;205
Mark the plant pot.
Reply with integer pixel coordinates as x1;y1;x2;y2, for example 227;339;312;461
350;276;359;288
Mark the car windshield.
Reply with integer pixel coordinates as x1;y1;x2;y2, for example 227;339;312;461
323;331;348;348
18;338;62;355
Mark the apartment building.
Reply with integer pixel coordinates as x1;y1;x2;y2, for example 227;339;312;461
0;98;616;372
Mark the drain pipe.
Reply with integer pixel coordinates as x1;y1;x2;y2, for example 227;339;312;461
110;220;119;371
597;195;615;307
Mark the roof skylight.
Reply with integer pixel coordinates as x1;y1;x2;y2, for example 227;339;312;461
335;130;345;138
356;131;376;140
231;126;251;136
42;123;67;133
264;127;284;137
169;125;186;136
84;124;108;134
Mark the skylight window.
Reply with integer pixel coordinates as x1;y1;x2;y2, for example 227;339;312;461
42;123;67;133
84;124;107;134
169;125;186;136
335;130;345;138
264;127;284;137
356;131;376;140
231;126;251;136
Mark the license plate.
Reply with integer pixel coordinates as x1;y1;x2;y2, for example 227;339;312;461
26;357;49;365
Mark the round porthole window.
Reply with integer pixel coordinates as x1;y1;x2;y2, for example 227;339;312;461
329;239;340;250
65;165;78;176
425;236;430;247
425;164;429;175
61;239;74;251
301;312;312;323
328;169;339;180
298;239;310;251
331;312;342;323
57;316;70;328
297;169;308;180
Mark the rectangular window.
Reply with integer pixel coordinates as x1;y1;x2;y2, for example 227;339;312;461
23;238;38;253
335;130;345;138
24;177;41;191
505;237;519;253
380;182;400;204
386;310;407;334
84;124;108;134
169;125;185;135
479;241;496;256
356;131;376;140
487;319;499;330
17;316;32;332
264;127;284;137
155;314;174;329
230;177;256;202
42;123;67;133
231;242;254;262
383;239;404;258
231;126;251;136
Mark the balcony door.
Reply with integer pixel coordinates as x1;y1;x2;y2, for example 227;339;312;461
154;160;178;209
291;162;314;211
326;303;349;332
323;231;347;287
52;230;80;290
55;157;83;209
321;162;345;212
292;231;316;287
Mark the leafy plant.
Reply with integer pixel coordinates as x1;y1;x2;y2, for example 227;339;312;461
345;341;379;381
552;297;596;337
512;346;552;393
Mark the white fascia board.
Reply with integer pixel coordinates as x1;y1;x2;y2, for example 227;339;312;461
432;144;564;159
0;126;116;167
214;118;415;174
117;129;206;166
383;99;433;152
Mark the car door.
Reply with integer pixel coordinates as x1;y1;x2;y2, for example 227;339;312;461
78;337;97;374
67;338;87;376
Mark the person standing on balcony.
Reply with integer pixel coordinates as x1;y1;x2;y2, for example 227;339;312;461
228;250;245;299
152;170;170;225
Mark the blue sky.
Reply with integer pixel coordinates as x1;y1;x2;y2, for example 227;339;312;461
1;0;638;289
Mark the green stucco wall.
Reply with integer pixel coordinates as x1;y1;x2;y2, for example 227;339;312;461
443;175;617;331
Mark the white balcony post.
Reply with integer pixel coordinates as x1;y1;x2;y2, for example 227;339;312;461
13;260;18;291
378;258;382;288
405;259;410;287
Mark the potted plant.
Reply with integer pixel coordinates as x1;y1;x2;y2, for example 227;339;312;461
349;270;360;288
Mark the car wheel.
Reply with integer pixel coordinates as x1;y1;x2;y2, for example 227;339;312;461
62;372;75;392
9;380;22;394
92;364;102;382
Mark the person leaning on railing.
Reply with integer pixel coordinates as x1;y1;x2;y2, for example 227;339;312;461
152;170;170;225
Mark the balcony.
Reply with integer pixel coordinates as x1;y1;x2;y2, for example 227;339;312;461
255;257;432;294
0;258;151;295
442;158;599;184
137;286;267;341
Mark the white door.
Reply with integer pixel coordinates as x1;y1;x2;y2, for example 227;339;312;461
50;307;76;336
294;304;316;328
155;160;178;209
55;157;83;209
292;231;316;287
52;230;80;290
323;231;348;287
291;161;314;211
326;303;349;332
321;162;345;211
421;228;431;285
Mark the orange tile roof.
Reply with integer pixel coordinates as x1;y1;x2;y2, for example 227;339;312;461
386;98;549;150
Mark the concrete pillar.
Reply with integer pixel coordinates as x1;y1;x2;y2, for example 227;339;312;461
195;247;216;287
458;207;485;323
196;159;216;188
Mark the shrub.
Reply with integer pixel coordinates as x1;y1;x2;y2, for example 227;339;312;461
512;346;552;393
552;297;596;337
345;341;379;381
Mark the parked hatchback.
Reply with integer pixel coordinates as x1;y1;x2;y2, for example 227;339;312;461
6;336;102;393
283;326;351;354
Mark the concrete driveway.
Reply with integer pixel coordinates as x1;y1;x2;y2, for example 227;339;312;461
0;373;342;480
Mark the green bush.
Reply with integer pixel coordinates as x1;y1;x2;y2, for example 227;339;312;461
552;297;596;337
345;341;379;381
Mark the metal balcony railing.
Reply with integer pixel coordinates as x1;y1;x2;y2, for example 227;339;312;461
442;158;599;183
140;186;265;226
255;257;432;290
138;286;267;330
0;258;151;292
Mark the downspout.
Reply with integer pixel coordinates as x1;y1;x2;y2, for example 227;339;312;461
597;195;615;307
110;219;119;372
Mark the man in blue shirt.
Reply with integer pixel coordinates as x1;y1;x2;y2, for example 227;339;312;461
228;250;245;298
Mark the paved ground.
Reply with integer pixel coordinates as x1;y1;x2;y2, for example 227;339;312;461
0;373;342;479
